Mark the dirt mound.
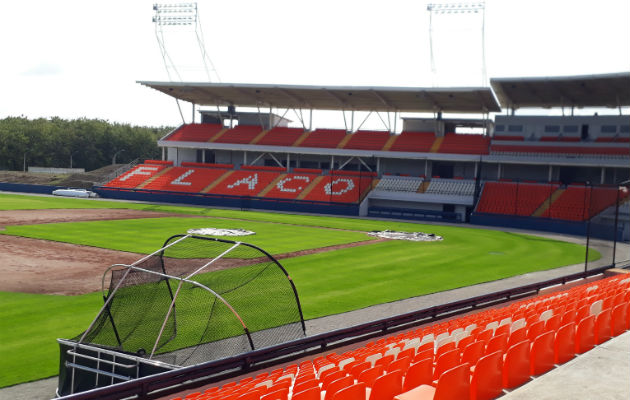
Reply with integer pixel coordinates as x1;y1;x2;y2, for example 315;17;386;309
0;164;127;189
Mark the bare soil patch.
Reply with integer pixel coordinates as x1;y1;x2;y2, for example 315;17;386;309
0;235;142;295
0;208;181;295
0;208;176;227
0;208;381;295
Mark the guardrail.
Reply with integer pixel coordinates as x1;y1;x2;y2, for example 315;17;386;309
56;262;622;400
95;159;140;186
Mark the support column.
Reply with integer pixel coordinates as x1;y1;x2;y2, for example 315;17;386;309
497;163;501;180
287;153;290;172
309;109;313;131
601;168;606;184
161;147;165;161
351;111;355;132
244;151;247;166
376;158;381;175
548;165;553;182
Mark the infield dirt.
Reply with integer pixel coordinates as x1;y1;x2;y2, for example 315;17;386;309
0;208;383;295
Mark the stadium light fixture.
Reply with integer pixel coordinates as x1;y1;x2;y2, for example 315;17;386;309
153;3;197;25
427;1;487;86
152;2;222;124
427;2;485;14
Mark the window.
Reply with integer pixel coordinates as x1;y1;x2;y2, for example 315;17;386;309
544;125;560;133
601;125;617;133
619;125;629;133
507;125;523;132
563;125;578;133
495;125;505;132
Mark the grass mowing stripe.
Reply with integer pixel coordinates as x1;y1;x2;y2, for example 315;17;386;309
285;230;599;319
0;291;102;388
0;217;371;255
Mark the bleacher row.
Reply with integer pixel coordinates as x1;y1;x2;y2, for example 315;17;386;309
105;161;484;205
164;124;629;157
104;161;375;204
476;181;627;221
374;177;476;197
103;162;624;221
170;274;630;400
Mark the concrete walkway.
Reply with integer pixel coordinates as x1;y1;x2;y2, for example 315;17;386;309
504;331;630;399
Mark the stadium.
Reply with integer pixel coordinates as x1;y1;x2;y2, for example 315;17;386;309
1;2;630;400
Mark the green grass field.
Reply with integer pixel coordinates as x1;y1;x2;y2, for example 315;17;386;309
0;193;599;387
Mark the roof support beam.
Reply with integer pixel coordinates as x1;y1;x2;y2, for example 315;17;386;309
279;89;311;109
324;90;348;107
547;81;576;108
370;90;395;110
233;87;263;106
418;90;441;113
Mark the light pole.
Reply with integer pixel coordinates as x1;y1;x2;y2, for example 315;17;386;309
70;150;79;169
426;2;487;86
112;149;125;165
23;151;29;172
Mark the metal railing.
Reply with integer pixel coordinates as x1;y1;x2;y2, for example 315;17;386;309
56;262;622;400
96;159;140;186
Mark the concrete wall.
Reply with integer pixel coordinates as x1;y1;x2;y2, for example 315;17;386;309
167;148;197;166
495;114;629;140
28;167;85;174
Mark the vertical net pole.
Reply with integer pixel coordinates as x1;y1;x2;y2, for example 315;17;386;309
612;187;620;265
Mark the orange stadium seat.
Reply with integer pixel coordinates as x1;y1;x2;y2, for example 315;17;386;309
209;170;279;197
470;351;503;400
142;167;228;193
342;130;391;151
104;164;166;188
166;123;224;142
170;276;630;400
214;125;264;144
302;176;372;203
389;131;436;152
298;129;347;149
257;127;304;147
263;173;318;200
437;133;490;155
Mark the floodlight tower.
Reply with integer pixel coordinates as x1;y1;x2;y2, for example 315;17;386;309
152;3;221;82
427;2;487;86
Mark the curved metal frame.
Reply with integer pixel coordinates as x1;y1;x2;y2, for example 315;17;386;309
80;233;306;363
164;234;307;334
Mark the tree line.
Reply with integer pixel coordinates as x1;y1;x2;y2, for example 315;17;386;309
0;117;173;171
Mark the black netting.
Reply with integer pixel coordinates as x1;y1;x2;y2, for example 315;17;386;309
586;186;630;268
75;235;305;367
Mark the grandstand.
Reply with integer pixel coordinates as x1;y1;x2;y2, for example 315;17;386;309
54;72;629;398
161;274;630;400
94;73;630;239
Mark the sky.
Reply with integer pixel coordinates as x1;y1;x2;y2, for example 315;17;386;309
0;0;628;129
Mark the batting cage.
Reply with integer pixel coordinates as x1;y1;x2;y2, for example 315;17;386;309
57;235;306;396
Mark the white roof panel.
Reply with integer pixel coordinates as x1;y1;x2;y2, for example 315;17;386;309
138;81;501;113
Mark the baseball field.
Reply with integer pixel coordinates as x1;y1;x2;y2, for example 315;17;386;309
0;193;598;387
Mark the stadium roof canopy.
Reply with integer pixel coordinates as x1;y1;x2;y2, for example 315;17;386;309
138;81;501;113
490;72;630;109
